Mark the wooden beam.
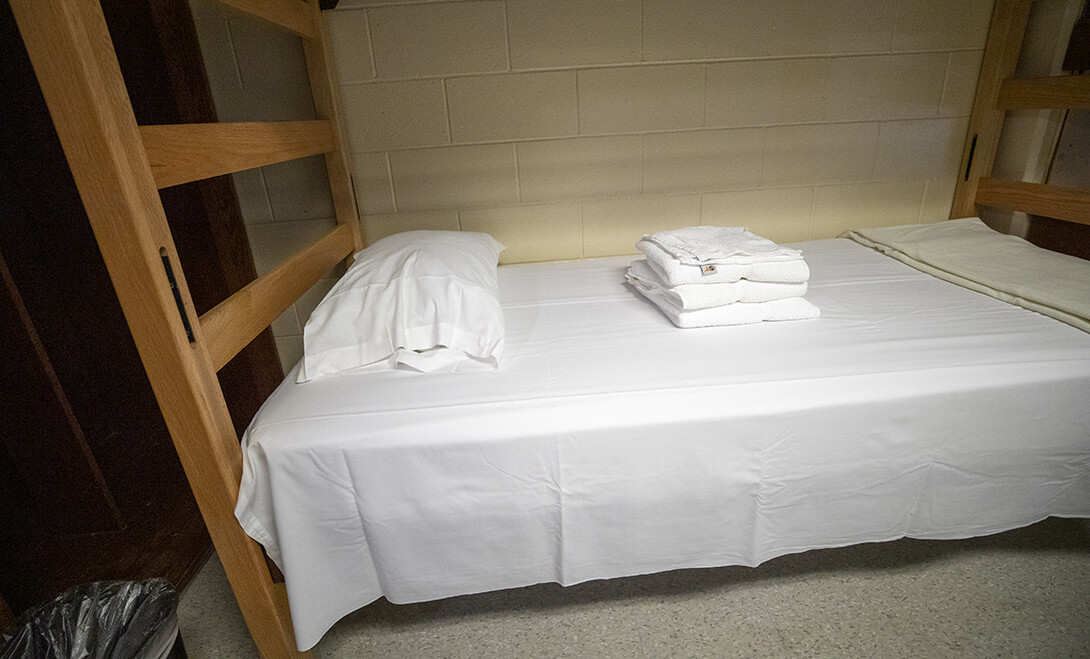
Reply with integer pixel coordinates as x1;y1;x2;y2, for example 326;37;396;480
300;0;366;251
997;74;1090;109
975;177;1090;226
950;0;1032;218
212;0;316;38
9;0;306;655
201;224;355;372
140;120;335;189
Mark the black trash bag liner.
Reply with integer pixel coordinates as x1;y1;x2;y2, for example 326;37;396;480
0;579;179;659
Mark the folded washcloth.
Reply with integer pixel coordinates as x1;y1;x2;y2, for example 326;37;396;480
640;240;811;285
626;259;808;310
633;282;820;328
641;226;802;265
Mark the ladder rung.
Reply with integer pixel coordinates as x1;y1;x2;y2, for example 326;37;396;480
975;177;1090;226
199;224;355;371
140;120;335;189
996;74;1090;110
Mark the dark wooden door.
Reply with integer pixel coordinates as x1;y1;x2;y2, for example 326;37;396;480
0;251;123;536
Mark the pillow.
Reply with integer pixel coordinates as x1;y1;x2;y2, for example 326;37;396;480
298;230;506;382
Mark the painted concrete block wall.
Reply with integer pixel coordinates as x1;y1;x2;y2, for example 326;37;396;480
188;0;998;368
326;0;994;262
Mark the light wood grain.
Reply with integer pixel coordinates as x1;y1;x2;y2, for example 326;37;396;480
300;0;366;252
201;223;355;371
140;120;335;189
9;0;307;655
950;0;1032;219
213;0;316;38
997;74;1090;109
975;177;1090;226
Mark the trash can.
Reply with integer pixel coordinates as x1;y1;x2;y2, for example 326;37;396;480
0;579;183;659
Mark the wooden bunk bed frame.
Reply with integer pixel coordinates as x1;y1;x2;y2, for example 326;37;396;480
9;0;1089;656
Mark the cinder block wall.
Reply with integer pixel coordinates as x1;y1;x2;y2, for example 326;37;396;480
191;0;996;368
327;0;994;262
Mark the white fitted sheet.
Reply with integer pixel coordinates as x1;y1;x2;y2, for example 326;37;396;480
236;238;1090;650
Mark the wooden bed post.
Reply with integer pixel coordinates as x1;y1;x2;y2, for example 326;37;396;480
951;0;1033;219
9;0;311;655
951;0;1090;225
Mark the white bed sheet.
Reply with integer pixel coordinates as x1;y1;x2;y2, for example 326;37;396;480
236;238;1090;650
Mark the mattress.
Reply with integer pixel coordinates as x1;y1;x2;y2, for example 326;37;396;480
236;238;1090;650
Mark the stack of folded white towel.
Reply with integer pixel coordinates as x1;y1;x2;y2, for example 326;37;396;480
626;226;820;328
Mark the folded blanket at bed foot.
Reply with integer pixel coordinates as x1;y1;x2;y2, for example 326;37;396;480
630;226;819;328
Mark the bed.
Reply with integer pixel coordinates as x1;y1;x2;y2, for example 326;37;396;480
239;228;1090;650
10;0;1090;656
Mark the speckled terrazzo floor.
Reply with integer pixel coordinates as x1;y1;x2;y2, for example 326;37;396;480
177;517;1090;658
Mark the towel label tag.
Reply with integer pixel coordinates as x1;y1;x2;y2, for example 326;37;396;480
700;264;717;276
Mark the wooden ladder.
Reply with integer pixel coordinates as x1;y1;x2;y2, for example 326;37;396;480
952;0;1090;226
8;0;363;655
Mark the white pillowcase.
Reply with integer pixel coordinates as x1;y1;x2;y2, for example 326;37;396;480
298;230;506;382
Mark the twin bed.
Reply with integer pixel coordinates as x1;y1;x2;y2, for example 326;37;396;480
240;222;1090;649
11;0;1090;656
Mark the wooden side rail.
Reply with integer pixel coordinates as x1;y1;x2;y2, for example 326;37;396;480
201;223;356;371
141;120;336;189
299;2;365;249
975;178;1090;226
214;0;317;38
997;73;1090;109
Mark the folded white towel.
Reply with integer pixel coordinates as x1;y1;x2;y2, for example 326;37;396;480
626;259;808;310
641;226;802;265
634;283;821;328
640;240;811;285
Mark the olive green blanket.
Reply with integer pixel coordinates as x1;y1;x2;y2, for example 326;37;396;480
844;217;1090;333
